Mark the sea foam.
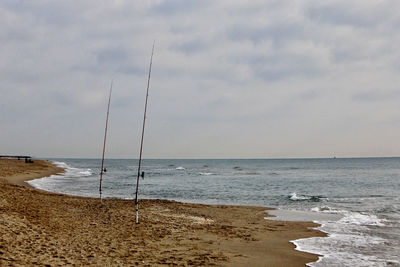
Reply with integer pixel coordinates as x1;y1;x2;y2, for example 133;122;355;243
289;192;321;202
292;206;389;266
199;172;214;176
28;161;94;193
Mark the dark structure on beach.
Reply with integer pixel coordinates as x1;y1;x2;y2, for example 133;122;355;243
0;155;34;163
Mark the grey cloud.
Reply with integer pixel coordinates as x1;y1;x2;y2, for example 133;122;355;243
296;89;319;101
150;0;209;16
2;0;400;158
352;90;400;102
227;21;306;45
305;1;399;29
256;56;324;81
49;91;74;106
230;51;325;82
168;24;193;34
2;1;83;27
170;39;207;55
306;3;376;28
94;47;146;75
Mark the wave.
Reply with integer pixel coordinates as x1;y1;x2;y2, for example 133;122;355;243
52;161;93;177
176;166;185;170
79;170;93;176
287;167;301;170
28;161;94;189
311;206;386;226
244;172;261;175
292;206;388;266
289;192;321;202
199;172;214;176
26;161;102;198
53;161;70;169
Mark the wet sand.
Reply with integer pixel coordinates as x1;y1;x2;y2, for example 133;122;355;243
0;159;326;266
0;158;64;188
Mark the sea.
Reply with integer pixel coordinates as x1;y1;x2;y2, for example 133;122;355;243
28;158;400;266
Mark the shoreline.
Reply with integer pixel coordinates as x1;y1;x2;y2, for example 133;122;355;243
0;158;64;188
1;158;326;266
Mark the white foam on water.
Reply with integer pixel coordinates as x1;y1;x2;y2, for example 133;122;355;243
289;192;321;202
293;234;392;267
290;206;394;266
79;170;93;176
28;161;94;192
176;166;185;170
311;206;386;226
52;161;70;169
290;192;310;201
199;172;214;176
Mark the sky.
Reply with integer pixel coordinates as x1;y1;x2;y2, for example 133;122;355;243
1;0;400;159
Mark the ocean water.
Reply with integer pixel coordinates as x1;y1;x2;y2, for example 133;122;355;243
28;158;400;266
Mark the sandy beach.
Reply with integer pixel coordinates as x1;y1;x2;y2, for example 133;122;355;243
0;159;325;266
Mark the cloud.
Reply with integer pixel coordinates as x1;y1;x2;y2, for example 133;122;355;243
1;0;400;158
150;0;209;16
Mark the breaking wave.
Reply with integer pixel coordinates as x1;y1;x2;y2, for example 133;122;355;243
289;192;322;202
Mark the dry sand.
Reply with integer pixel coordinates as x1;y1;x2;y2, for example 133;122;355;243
0;159;326;266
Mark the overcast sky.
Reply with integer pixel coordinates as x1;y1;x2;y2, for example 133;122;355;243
1;0;400;159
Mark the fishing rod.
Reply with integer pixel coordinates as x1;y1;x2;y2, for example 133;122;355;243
135;42;155;224
99;79;113;204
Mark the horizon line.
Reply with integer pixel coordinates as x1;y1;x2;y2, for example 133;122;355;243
36;156;400;160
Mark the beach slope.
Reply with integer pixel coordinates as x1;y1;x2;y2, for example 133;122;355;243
0;159;325;266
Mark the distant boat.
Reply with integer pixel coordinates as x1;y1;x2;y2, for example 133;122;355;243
99;80;113;204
